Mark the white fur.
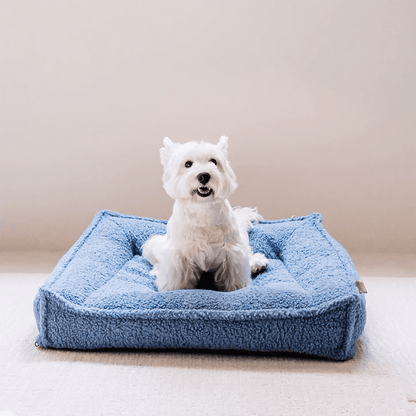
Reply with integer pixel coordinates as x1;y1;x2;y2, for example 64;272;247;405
143;136;268;292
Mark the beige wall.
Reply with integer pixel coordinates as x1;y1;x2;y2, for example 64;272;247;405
1;0;415;253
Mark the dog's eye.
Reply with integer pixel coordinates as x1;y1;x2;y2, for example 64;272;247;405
209;159;217;165
185;161;193;168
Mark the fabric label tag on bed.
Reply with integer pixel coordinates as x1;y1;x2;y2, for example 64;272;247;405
355;280;367;293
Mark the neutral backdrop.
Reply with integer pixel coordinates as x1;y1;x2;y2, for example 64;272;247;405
1;0;415;254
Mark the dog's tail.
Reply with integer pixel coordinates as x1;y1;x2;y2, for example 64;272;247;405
233;206;263;231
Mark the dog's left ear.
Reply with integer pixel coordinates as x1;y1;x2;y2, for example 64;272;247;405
216;135;229;156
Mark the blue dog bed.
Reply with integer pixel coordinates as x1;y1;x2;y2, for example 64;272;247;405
34;210;366;360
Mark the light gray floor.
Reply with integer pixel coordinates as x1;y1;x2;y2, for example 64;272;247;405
0;255;415;416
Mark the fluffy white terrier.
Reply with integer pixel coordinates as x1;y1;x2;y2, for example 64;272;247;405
143;136;268;292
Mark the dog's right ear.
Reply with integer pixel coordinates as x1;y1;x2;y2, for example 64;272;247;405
160;137;176;167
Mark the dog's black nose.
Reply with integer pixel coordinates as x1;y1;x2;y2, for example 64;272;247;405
197;172;211;185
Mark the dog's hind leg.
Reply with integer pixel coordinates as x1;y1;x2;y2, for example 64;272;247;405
233;207;268;276
249;252;269;277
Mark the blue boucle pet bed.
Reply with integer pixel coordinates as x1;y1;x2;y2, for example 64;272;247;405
34;210;366;360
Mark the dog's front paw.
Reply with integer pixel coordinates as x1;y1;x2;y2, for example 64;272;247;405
250;253;268;277
216;279;250;292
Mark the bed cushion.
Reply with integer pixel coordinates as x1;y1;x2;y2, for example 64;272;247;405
34;210;366;360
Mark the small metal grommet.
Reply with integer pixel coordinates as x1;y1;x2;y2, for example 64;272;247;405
34;342;40;348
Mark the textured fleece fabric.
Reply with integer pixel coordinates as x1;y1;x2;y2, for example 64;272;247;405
34;210;366;360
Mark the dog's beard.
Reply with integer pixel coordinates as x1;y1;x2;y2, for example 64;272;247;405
190;177;217;199
188;172;235;200
192;186;213;198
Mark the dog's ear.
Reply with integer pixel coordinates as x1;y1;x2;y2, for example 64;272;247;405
216;135;229;156
160;137;177;167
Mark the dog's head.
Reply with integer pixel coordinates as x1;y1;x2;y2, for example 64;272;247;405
159;136;238;201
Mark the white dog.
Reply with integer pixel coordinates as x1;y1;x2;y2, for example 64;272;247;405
143;136;268;292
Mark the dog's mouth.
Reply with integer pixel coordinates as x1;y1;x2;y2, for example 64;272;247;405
195;186;213;198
